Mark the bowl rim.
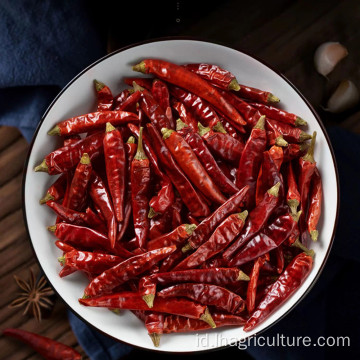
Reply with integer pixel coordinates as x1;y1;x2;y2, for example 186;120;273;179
21;36;340;354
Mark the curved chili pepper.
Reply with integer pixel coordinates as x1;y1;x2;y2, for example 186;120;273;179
286;161;301;216
113;89;131;110
251;102;306;126
83;246;176;297
246;256;266;313
222;182;281;261
266;119;312;144
147;224;196;251
131;127;151;250
115;90;141;113
47;111;138;136
197;122;244;163
94;79;113;111
236;116;267;208
162;127;226;204
89;171;117;248
183;186;249;252
56;172;72;224
171;99;198;131
228;213;297;267
47;200;89;227
34;132;104;175
64;153;92;211
307;167;322;241
103;123;126;222
3;328;82;360
244;252;313;331
39;173;67;204
123;77;152;90
236;84;280;104
151;79;174;128
58;250;123;275
176;119;238;195
298;132;317;245
55;240;76;253
80;292;215;327
175;211;248;270
170;85;221;128
133;59;245;126
158;283;245;314
184;63;240;91
146;124;210;217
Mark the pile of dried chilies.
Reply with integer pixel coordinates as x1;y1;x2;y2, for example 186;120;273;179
35;59;322;347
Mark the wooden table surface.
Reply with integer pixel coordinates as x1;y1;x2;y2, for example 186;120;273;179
1;0;359;358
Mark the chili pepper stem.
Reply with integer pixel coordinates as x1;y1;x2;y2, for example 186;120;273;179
275;136;288;147
149;333;161;347
200;308;216;328
185;224;197;235
47;125;60;136
135;127;148;160
105;122;116;133
80;153;90;165
132;61;146;74
254;115;266;129
142;294;155;308
161;128;174;140
292;210;302;223
229;78;240;91
238;210;248;222
302;131;317;163
57;256;65;266
287;199;299;216
94;79;105;92
39;192;54;205
34;159;48;173
47;225;56;233
268;182;281;197
182;242;193;253
132;81;145;92
110;309;122;315
310;230;319;241
213;122;227;134
127;136;136;144
197;122;210;137
267;93;280;103
295;116;308;127
176;118;188;131
299;132;313;143
237;270;250;281
148;207;159;219
292;238;315;258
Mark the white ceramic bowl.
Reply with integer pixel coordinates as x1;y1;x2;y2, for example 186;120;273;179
23;39;339;352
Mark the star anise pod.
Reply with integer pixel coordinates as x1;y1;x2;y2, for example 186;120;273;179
9;270;55;322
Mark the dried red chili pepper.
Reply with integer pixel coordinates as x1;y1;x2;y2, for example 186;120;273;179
236;84;280;104
146;123;210;217
3;328;82;360
176;119;239;195
131;127;151;250
282;142;307;162
115;90;141;113
89;171;117;248
219;116;242;139
83;246;176;297
251;102;306;126
171;99;198;131
236;116;267;208
286;161;301;216
39;173;67;204
175;211;248;270
244;252;313;331
183;186;249;252
268;144;284;170
103;123;126;222
197;122;244;163
159;247;185;272
59;265;77;278
307;167;322;241
298;132;317;244
85;207;108;235
47;111;138;136
228;213;297;267
158;283;245;314
147;224;196;251
266;119;312;144
63;134;82;147
133;59;245;126
113;89;131;110
47;200;89;227
64;153;92;211
35;132;104;175
151;79;174;128
55;240;76;253
170;85;222;128
80;292;215;327
222;182;281;261
94;79;114;111
162;127;227;204
124;77;153;90
246;256;267;313
58;250;123;275
183;63;241;91
273;246;285;274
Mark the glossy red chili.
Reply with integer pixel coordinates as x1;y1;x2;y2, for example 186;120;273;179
171;99;198;131
151;79;174;128
307;167;322;241
286;161;301;216
94;79;113;111
246;256;266;313
39;173;67;204
236;84;280;104
266;119;312;144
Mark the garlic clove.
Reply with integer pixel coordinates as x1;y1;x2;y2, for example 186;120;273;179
314;42;348;77
326;80;360;113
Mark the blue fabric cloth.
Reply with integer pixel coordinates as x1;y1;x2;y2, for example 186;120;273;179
2;1;359;359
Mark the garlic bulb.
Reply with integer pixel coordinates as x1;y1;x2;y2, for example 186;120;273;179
314;42;348;77
326;80;359;113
